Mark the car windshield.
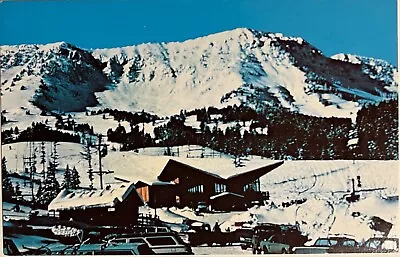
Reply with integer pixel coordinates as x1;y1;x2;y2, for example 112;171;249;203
315;239;338;246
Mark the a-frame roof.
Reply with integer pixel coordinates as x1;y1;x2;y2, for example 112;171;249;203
157;159;225;182
226;161;284;186
158;159;284;184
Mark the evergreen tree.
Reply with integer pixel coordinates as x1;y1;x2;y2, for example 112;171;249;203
52;141;60;170
70;166;81;189
2;157;15;201
40;141;46;178
81;136;94;189
62;165;72;189
35;158;61;206
35;141;62;206
14;183;22;197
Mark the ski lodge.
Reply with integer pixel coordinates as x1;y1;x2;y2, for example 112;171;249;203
48;183;144;227
114;156;284;211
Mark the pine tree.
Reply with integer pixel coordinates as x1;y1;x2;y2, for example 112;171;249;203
2;157;15;201
40;141;46;178
81;136;94;189
35;159;60;206
52;141;60;170
35;142;61;206
70;166;81;189
62;164;71;189
14;183;22;197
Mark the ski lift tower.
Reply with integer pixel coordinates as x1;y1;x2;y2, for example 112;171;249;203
92;134;113;190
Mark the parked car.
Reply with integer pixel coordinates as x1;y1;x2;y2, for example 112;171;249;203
195;201;209;213
292;236;359;254
49;242;154;255
251;223;282;253
259;234;291;254
237;227;254;250
359;237;399;253
181;221;236;246
251;223;307;254
181;221;212;246
109;232;193;255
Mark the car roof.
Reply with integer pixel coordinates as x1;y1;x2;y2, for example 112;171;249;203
367;237;399;241
105;231;177;240
255;224;281;228
49;242;146;252
110;231;178;237
318;237;355;240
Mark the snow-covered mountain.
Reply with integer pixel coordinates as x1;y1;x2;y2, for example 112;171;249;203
1;28;397;120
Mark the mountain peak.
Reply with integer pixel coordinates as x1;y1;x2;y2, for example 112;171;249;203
1;29;397;120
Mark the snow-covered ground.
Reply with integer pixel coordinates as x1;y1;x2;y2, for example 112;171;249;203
70;112;130;136
2;142;399;246
92;28;371;119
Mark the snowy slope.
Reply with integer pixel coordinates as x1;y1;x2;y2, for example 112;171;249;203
1;28;397;122
92;28;397;119
1;42;109;125
331;53;398;94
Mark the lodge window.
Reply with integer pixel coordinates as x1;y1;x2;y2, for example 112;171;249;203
188;184;204;193
243;178;261;192
214;183;226;193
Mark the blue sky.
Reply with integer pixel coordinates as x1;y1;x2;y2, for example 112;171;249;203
0;0;398;65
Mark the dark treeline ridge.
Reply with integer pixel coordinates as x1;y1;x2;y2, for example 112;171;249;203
2;122;80;144
2;99;397;160
151;104;353;160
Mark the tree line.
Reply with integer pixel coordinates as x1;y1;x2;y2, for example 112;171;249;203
2;100;397;160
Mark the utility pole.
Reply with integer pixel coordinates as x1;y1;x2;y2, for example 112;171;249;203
92;134;113;190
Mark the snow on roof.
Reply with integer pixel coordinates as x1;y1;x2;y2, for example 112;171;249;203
48;182;142;211
151;181;175;186
210;192;244;200
108;152;280;184
107;154;170;185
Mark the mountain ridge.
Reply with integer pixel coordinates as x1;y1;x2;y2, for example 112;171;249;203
1;28;397;120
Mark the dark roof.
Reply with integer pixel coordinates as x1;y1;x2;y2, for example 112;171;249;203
157;159;225;182
227;161;284;186
158;159;284;185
